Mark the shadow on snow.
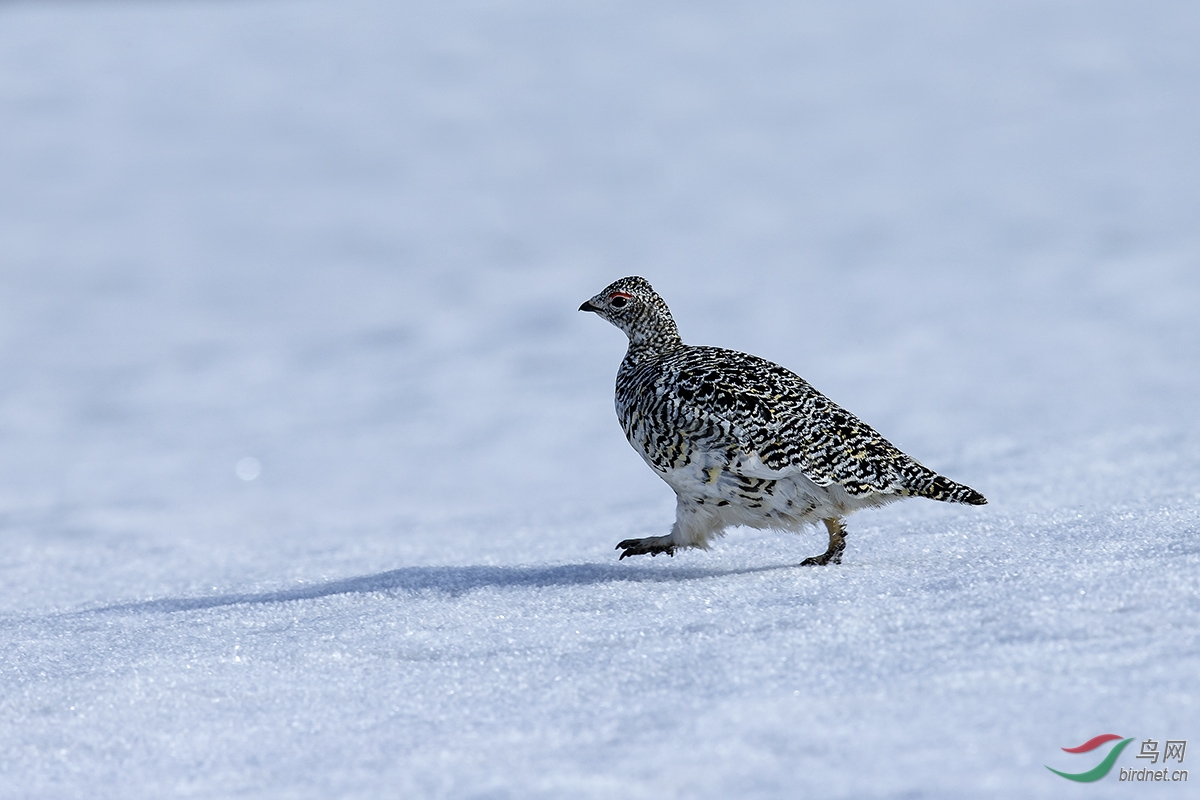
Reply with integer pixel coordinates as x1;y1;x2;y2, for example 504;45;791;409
78;561;800;616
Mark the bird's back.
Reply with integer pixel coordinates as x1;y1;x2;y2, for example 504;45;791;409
617;344;984;505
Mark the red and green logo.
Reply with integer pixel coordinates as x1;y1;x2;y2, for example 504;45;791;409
1046;734;1134;782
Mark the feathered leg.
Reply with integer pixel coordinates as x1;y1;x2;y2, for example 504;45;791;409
616;498;718;560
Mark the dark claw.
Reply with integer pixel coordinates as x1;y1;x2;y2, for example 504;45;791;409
615;538;676;560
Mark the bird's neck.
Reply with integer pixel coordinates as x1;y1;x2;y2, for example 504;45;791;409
623;330;684;365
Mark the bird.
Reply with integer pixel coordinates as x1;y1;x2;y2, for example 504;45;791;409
579;276;986;565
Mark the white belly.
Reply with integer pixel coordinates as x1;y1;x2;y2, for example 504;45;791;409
655;456;900;546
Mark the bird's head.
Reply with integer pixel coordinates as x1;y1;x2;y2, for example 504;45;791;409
579;276;681;350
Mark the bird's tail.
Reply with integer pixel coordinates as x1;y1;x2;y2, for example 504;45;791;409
920;473;987;505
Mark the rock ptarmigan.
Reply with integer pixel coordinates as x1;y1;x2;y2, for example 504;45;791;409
579;276;986;565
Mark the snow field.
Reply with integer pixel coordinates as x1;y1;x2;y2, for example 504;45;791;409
1;0;1198;797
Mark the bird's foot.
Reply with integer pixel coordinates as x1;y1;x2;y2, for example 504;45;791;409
800;518;846;567
616;536;676;560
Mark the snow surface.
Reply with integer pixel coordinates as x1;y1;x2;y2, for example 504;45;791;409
1;0;1199;797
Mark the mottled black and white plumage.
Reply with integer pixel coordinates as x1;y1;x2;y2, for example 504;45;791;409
580;276;986;565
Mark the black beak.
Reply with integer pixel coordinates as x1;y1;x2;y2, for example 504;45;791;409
579;300;600;312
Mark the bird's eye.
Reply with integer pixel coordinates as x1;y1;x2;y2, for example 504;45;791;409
610;294;630;309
